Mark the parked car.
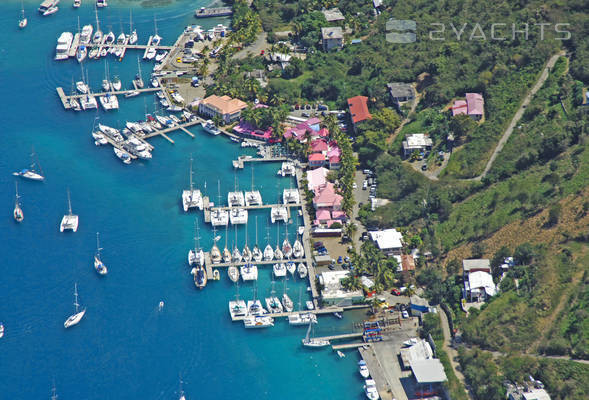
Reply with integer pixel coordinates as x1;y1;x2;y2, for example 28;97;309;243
302;112;310;117
318;104;328;111
402;310;409;319
421;164;427;171
313;242;324;248
328;264;335;270
390;288;401;296
362;180;368;190
353;182;357;189
337;256;343;264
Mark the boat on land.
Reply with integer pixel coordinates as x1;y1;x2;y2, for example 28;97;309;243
13;150;45;182
19;1;27;28
64;283;86;328
302;321;330;347
13;182;24;223
60;189;79;232
94;232;108;275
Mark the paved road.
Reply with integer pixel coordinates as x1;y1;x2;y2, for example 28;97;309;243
438;307;471;399
232;32;268;60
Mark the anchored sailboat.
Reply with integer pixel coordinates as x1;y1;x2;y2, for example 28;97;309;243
60;188;79;232
18;1;27;29
94;232;108;275
13;182;23;223
64;283;86;328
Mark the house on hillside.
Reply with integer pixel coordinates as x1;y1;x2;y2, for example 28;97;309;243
462;259;496;302
198;95;248;124
402;133;433;158
452;93;484;120
368;229;404;256
321;27;344;51
322;8;345;23
347;95;372;129
387;82;415;104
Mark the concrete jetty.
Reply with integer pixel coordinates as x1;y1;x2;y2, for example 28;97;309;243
194;7;233;18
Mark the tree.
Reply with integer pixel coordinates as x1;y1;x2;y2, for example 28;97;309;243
491;246;510;279
514;243;537;265
471;242;486;258
547;204;562;227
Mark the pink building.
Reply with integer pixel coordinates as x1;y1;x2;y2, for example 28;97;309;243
307;167;329;191
452;93;484;120
313;182;342;210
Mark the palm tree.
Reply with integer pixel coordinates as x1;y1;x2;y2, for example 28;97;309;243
341;275;363;291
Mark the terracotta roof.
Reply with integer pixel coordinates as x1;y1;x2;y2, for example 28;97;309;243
401;254;415;271
316;209;332;221
465;93;484;115
451;100;468;116
347;96;372;124
201;95;247;115
309;153;325;162
311;139;328;153
313;182;342;207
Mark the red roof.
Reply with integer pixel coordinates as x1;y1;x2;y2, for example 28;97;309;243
311;139;328;153
309;153;325;161
329;155;341;163
347;96;372;124
313;127;330;137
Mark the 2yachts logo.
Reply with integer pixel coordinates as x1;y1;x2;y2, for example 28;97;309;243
385;19;417;43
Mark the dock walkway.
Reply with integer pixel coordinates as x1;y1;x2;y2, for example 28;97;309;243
194;7;233;18
233;156;288;169
230;306;343;322
209;203;302;211
204;253;307;268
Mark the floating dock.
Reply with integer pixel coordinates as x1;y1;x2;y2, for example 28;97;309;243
230;306;344;322
194;7;233;18
208;203;302;211
233;156;288;169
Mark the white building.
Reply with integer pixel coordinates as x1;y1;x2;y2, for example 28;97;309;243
368;229;404;256
321;27;344;51
402;133;433;158
463;259;496;302
318;270;364;306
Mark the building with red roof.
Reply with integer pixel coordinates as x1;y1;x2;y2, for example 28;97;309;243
313;182;342;210
452;93;484;120
308;153;326;167
347;95;372;127
311;139;328;153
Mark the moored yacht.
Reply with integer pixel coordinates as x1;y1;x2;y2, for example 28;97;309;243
228;266;239;283
293;239;304;259
270;206;288;224
192;265;207;290
228;299;247;318
64;283;86;328
286;261;296;275
240;263;258;281
273;263;286;278
94;232;108;275
252;245;263;262
60;189;79;232
96;0;107;7
114;147;132;164
201;120;220;135
302;321;330;347
13;182;23;223
264;244;274;261
210;238;222;264
39;1;60;15
283;188;300;204
298;263;308;279
13;147;45;181
358;360;370;378
181;156;203;212
229;208;248;225
243;315;274;328
188;219;204;267
364;379;380;400
73;0;82;9
282;292;294;312
80;24;93;44
55;32;74;60
288;312;317;326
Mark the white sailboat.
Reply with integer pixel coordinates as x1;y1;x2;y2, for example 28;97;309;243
274;226;283;260
298;263;308;279
133;56;144;88
18;1;27;29
92;5;103;44
252;216;263;262
64;283;86;328
13;182;24;223
188;219;204;267
94;232;108;275
286;261;296;276
60;188;79;232
282;224;293;259
128;10;137;45
13;147;45;181
265;280;283;314
222;225;231;263
181;156;203;212
263;227;274;261
210;228;222;264
282;277;294;312
242;221;252;262
302;321;330;347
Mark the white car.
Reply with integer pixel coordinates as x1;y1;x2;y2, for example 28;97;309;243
402;310;409;319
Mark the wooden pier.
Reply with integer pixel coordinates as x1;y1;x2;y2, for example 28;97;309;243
56;87;160;106
230;306;344;322
194;7;233;18
233;156;289;169
143;120;201;144
204;253;307;268
208;203;302;212
314;332;364;341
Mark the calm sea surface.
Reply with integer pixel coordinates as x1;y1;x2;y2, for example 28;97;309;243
0;1;366;398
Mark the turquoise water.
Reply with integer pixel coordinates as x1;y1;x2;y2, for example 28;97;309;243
0;1;366;398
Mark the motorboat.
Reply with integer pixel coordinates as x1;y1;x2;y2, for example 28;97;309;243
155;51;168;62
76;45;87;63
99;93;119;110
125;90;139;98
201;120;221;135
286;261;296;275
228;266;239;283
159;98;170;108
288;312;317;326
96;0;107;7
99;123;124;142
80;24;93;43
13;182;23;223
273;263;286;278
0;323;4;338
264;244;274;261
182;157;203;211
192;266;207;290
293;240;304;259
302;321;329;347
364;379;380;400
19;2;27;29
240;264;258;281
306;300;314;310
229;208;248;225
228;299;247;318
298;263;308;279
358;360;370;378
92;131;108;145
38;0;59;14
243;315;274;328
114;147;132;164
64;283;86;328
59;189;78;232
167;105;182;112
150;77;159;87
73;0;81;8
94;232;108;275
282;293;294;312
55;32;73;60
337;351;346;358
145;47;157;60
43;6;59;16
76;81;89;94
13;148;45;181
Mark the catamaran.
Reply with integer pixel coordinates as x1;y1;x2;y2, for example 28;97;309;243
94;232;108;275
64;283;86;328
243;315;274;328
182;156;203;212
270;206;288;223
60;189;79;232
13;182;24;223
13;148;45;181
273;263;286;278
18;1;27;29
302;321;329;347
228;286;247;319
265;280;283;314
298;263;308;279
229;208;248;225
240;263;258;281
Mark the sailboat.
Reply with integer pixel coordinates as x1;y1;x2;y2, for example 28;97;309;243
242;222;252;262
282;277;294;312
302;321;329;347
133;56;144;89
151;16;162;46
232;226;241;262
252;216;263;262
265;279;283;313
50;382;58;400
188;219;204;267
60;188;79;232
210;227;222;264
222;225;231;263
178;376;186;400
228;265;239;282
263;226;274;261
92;5;103;44
128;10;138;45
102;60;112;92
13;182;24;223
13;147;45;181
274;225;284;261
293;221;304;258
64;283;86;328
18;1;27;29
282;224;293;259
94;232;108;275
0;322;4;338
182;155;203;212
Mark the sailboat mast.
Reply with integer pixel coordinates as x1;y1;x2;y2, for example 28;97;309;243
73;284;79;313
255;216;258;246
96;232;102;258
189;155;194;191
67;189;72;215
129;10;133;33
